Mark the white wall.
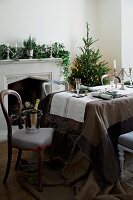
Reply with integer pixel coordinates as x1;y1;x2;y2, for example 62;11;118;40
0;0;97;61
69;0;97;58
121;0;133;72
96;0;121;72
1;0;132;77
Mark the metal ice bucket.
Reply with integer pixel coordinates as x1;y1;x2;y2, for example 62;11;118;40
21;109;42;130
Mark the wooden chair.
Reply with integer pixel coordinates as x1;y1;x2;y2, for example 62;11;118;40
101;74;121;85
0;89;54;190
118;132;133;179
42;80;69;97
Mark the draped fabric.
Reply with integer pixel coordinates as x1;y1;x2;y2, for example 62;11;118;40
38;94;133;200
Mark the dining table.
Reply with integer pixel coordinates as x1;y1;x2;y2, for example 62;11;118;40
39;84;133;200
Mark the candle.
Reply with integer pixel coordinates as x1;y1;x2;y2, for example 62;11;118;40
15;43;17;51
50;40;52;48
113;60;116;69
7;43;9;48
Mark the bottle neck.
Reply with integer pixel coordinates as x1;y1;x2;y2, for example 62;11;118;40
34;99;40;111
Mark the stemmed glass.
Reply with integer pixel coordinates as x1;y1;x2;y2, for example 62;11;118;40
75;78;81;95
129;76;132;87
110;76;115;91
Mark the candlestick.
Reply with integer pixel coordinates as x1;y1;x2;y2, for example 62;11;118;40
50;41;53;58
129;68;133;87
129;68;132;76
119;68;126;90
112;60;118;88
7;43;10;59
56;43;59;57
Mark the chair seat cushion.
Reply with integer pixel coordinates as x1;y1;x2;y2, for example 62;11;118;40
12;128;54;150
118;131;133;150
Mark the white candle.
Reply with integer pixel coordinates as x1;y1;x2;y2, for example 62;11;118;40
50;41;52;48
113;60;116;69
7;43;9;48
15;43;17;51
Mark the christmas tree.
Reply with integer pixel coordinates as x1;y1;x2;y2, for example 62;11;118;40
68;23;110;87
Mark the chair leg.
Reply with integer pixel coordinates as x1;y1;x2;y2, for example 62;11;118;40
37;150;43;191
3;146;12;183
15;149;22;170
118;145;125;179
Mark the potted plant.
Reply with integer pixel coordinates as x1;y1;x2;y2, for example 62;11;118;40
23;36;36;58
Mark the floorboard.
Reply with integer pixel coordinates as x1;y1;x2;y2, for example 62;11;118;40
0;141;36;200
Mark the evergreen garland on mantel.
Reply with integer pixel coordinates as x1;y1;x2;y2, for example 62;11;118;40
0;41;70;79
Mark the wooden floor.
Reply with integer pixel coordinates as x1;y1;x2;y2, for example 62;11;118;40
0;141;36;200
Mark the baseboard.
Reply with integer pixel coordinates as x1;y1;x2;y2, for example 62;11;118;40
0;129;7;141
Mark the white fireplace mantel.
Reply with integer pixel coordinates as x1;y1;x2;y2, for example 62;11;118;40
0;58;62;141
0;58;62;65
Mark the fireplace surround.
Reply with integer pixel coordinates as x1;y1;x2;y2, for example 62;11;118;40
0;58;62;140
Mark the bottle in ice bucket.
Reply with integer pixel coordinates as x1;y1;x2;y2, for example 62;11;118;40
34;99;40;111
30;99;40;129
22;99;42;130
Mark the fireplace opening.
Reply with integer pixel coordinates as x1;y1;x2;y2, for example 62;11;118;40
8;77;46;124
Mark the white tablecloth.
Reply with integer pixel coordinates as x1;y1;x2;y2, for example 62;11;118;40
50;85;133;123
50;92;98;122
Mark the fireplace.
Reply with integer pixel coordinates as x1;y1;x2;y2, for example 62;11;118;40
8;77;47;126
0;58;62;140
8;77;45;110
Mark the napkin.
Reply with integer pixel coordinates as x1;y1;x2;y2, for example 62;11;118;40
91;92;113;100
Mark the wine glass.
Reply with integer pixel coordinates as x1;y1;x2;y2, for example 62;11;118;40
110;76;115;91
75;78;81;95
129;76;133;87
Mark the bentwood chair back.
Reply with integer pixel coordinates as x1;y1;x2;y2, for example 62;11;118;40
0;89;54;190
42;80;69;97
101;74;121;85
